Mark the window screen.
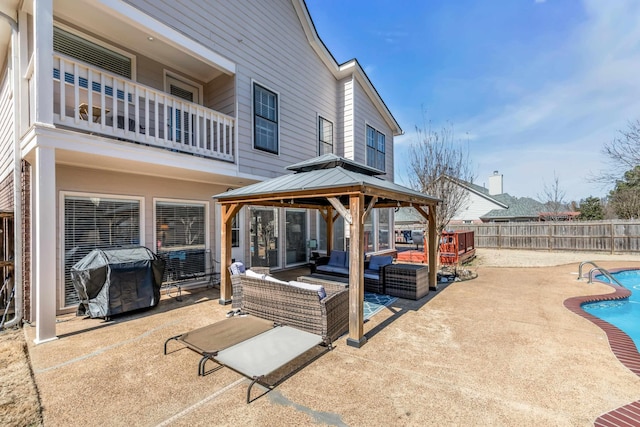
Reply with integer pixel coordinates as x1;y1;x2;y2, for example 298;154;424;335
156;202;206;283
63;196;141;307
53;26;132;79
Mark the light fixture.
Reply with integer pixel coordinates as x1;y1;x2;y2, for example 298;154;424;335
147;36;154;41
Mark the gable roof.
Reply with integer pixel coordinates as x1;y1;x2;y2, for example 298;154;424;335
291;0;402;136
442;175;546;220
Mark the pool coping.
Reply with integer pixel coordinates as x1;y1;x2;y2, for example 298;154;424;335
563;268;640;426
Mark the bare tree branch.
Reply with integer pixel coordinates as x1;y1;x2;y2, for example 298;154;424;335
591;119;640;185
537;171;568;220
407;118;474;235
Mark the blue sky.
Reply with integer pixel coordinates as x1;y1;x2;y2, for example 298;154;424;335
305;0;640;201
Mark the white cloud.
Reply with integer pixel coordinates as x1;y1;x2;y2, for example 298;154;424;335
450;0;640;200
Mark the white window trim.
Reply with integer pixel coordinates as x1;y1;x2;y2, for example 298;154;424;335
163;70;203;104
58;191;145;310
53;21;137;81
152;198;210;254
251;79;280;156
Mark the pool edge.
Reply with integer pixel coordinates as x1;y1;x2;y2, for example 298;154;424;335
563;268;640;426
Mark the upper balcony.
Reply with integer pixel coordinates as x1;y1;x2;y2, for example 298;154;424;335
53;53;235;162
32;1;237;163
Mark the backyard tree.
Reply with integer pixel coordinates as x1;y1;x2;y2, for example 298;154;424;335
538;171;569;221
609;165;640;219
594;120;640;186
577;196;605;220
407;120;473;235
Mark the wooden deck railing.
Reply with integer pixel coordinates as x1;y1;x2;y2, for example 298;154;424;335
52;54;235;162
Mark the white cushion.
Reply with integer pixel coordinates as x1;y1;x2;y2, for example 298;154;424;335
245;269;265;279
264;274;288;285
289;281;327;300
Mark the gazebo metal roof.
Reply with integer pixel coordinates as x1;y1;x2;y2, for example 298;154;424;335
213;154;440;348
214;154;440;209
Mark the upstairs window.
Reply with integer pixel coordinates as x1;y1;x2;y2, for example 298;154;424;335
253;83;279;154
318;117;333;155
366;125;386;171
53;26;132;79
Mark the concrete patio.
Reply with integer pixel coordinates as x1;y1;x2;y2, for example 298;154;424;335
24;256;640;426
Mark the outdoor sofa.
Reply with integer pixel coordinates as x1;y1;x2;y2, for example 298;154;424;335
231;269;349;343
314;250;393;294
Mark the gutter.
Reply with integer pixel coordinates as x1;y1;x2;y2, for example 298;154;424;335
1;10;23;328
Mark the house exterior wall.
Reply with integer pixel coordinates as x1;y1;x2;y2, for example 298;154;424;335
126;0;340;177
2;0;400;336
451;190;504;223
339;76;354;159
56;165;226;310
352;77;394;179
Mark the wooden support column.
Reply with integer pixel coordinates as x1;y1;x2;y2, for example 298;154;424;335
219;203;241;305
320;206;334;255
427;204;438;290
347;194;366;348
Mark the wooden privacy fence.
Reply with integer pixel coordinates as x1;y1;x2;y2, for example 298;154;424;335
449;220;640;254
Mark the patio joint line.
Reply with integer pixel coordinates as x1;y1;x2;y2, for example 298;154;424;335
34;321;180;374
155;378;245;427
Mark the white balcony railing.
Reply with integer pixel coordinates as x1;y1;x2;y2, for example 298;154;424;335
52;54;235;162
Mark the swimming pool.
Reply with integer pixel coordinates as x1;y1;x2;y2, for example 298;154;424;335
582;269;640;350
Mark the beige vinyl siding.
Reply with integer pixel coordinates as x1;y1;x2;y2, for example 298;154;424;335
205;73;235;117
0;71;14;184
352;78;394;180
127;0;339;177
339;76;354;160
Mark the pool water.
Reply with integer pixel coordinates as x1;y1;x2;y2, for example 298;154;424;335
582;269;640;350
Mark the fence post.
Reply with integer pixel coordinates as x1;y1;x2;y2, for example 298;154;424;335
610;221;614;255
548;223;553;251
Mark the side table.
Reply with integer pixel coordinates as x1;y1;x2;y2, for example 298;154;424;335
384;263;429;300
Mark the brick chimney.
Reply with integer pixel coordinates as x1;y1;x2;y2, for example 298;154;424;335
488;170;503;195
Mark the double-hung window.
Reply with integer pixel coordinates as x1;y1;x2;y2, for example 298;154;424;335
318;117;333;155
254;83;278;154
366;125;386;171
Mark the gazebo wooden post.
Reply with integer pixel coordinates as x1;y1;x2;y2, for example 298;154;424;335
346;193;366;348
427;204;438;289
219;203;241;305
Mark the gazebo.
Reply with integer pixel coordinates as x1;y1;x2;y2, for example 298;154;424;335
213;154;440;348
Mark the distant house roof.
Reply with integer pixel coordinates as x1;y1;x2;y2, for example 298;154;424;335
481;193;547;221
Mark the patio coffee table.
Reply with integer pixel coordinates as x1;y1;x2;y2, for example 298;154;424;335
384;263;430;300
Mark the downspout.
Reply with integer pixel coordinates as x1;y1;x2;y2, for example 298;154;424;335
1;11;23;328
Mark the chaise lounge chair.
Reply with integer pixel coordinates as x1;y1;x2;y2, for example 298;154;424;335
164;315;330;403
